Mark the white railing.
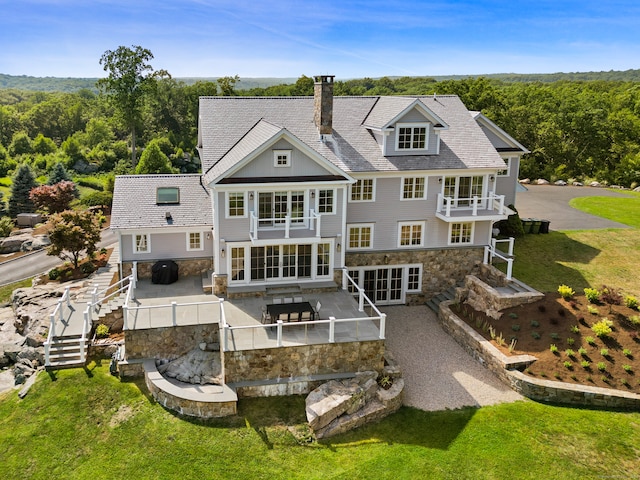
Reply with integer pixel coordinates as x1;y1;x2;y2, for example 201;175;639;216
437;192;507;217
44;286;72;366
123;299;223;330
484;237;515;280
249;209;321;241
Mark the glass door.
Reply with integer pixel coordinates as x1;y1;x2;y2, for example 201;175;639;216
258;193;272;227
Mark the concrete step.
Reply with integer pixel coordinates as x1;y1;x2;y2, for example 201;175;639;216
425;286;458;314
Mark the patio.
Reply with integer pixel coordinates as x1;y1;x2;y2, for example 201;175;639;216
124;275;383;351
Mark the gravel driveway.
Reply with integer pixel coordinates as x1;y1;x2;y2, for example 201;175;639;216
383;305;523;411
515;184;632;230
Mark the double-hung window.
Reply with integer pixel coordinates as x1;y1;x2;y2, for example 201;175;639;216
398;222;424;247
397;123;428;150
449;222;473;245
227;192;246;218
402;177;426;200
133;233;150;253
317;189;334;214
348;224;373;250
187;232;203;251
350;179;374;202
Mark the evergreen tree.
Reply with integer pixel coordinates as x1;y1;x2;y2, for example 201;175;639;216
48;161;72;185
8;164;37;217
135;140;174;174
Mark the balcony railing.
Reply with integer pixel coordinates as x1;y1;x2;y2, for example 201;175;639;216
249;209;321;241
436;192;509;219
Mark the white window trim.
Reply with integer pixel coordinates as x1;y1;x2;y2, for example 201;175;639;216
226;191;247;219
448;222;475;246
349;178;376;203
397;221;425;248
395;122;429;151
132;233;150;254
497;157;512;176
400;176;427;201
273;149;291;167
316;188;336;215
186;232;204;251
347;223;374;250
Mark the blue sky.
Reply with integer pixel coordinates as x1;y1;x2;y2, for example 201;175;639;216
1;0;640;79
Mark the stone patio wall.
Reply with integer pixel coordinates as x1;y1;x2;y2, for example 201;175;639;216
123;258;212;279
346;247;484;304
124;324;219;360
223;340;385;384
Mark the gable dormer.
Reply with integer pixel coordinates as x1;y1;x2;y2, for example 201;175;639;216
363;97;448;157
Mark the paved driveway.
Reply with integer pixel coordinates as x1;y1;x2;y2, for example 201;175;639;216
515;184;632;230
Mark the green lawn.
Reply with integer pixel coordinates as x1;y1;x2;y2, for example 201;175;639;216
1;365;639;479
0;278;32;303
570;190;640;228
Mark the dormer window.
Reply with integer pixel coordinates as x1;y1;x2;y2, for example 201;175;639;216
157;187;179;204
396;123;428;151
273;150;291;167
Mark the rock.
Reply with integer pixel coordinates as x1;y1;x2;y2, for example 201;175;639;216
554;180;567;186
634;186;640;192
16;346;44;365
157;347;222;385
0;233;33;254
590;181;601;187
572;181;583;186
1;343;22;363
536;179;550;185
20;234;50;252
519;178;531;184
306;380;357;430
18;368;43;398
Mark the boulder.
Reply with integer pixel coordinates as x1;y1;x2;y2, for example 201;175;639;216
572;181;583;186
20;234;50;252
306;380;359;430
634;186;640;192
519;178;531;184
536;179;550;185
590;181;601;187
554;180;567;186
0;233;32;254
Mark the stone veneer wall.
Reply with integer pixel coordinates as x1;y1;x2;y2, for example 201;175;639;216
122;258;212;279
346;247;484;303
223;340;385;384
439;300;640;409
124;324;219;360
213;273;227;296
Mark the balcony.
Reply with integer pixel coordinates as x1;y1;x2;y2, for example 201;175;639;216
436;192;513;222
249;209;322;241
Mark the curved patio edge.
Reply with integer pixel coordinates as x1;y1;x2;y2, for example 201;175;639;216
438;300;640;410
143;359;238;417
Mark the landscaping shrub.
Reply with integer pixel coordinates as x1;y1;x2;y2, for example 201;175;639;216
558;284;575;299
0;216;14;237
95;324;109;338
48;268;60;281
77;178;104;191
625;295;638;310
592;319;614;338
601;285;623;305
584;287;600;304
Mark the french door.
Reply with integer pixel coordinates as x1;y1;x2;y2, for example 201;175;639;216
443;176;484;207
258;191;305;227
362;267;404;304
249;244;316;281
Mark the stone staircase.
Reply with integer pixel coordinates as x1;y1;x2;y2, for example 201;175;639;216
425;285;458;314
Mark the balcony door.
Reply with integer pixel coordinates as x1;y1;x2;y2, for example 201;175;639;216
443;176;484;208
258;191;305;227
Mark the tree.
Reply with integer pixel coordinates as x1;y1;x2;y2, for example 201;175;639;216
8;131;33;157
32;133;57;155
135;139;174;174
47;210;103;268
217;75;240;96
97;45;169;167
47;161;72;185
8;164;37;217
29;181;77;214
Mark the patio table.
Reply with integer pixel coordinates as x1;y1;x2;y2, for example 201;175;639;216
266;302;315;322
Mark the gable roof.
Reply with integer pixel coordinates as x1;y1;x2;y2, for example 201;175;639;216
111;174;212;230
363;97;448;130
198;95;508;175
471;111;530;154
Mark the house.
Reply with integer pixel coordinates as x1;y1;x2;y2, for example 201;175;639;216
112;75;527;305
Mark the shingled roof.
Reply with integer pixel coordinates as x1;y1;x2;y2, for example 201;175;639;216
198;95;506;180
111;174;212;229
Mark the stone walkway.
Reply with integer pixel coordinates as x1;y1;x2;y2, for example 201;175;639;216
383;305;523;411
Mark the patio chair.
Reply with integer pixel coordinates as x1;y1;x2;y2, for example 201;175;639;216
272;298;282;304
313;301;321;317
300;310;312;322
294;296;303;303
278;312;289;322
261;311;271;324
284;297;293;304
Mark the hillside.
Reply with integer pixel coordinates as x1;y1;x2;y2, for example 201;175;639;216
3;69;640;93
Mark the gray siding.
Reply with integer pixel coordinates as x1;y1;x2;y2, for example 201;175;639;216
120;231;214;262
495;156;520;207
230;139;332;178
384;108;439;156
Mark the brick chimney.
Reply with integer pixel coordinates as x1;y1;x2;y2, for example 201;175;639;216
314;75;335;135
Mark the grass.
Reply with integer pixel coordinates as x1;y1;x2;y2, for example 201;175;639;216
502;229;640;295
1;365;639;479
0;278;32;303
570;191;640;228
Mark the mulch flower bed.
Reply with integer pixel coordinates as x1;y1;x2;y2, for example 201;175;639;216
452;289;640;392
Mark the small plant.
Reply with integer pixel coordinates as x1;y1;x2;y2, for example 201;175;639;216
623;364;633;373
621;378;630;387
623;348;632;358
629;315;640;327
95;324;109;338
475;316;483;329
601;285;623;305
511;324;521;332
48;268;61;281
570;325;580;334
481;320;491;333
508;338;517;353
565;349;575;358
563;361;572;369
566;337;575;346
600;348;609;357
602;376;609;384
549;344;559;354
586;375;593;383
578;347;588;356
625;295;639;310
554;372;562;379
586;336;596;346
584;287;600;304
531;332;541;340
488;325;496;340
508;312;518;319
550;332;560;340
538;305;546;313
558;284;575;299
581;360;591;368
377;375;393;389
591;319;613;338
570;374;577;381
495;332;506;347
540;372;547;377
530;320;540;328
597;362;607;372
587;305;599;315
81;262;96;274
